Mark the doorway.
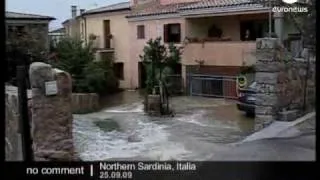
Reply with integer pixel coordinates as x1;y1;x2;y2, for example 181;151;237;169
138;62;147;88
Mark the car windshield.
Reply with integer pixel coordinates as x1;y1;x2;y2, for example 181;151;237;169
249;82;256;89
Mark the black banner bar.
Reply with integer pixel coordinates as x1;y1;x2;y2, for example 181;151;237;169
3;161;317;180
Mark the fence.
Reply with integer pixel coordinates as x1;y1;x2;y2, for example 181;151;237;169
188;74;238;99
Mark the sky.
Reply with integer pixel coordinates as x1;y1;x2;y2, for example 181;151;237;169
6;0;127;30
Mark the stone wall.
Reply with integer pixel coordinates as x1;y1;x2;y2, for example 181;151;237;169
254;38;315;131
6;22;50;52
29;62;78;161
5;86;32;161
71;93;99;114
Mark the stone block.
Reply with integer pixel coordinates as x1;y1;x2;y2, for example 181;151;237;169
254;115;274;131
255;106;275;115
256;38;279;49
278;110;299;122
255;83;277;94
29;62;76;161
256;49;281;62
255;93;278;106
255;61;284;72
255;72;278;84
29;62;54;90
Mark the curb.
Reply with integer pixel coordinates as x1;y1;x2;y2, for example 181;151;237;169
238;111;315;143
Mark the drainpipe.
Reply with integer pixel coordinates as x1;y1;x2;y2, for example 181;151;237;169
273;12;284;42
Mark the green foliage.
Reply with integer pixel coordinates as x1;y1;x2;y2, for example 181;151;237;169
53;37;119;94
6;27;48;86
139;37;182;94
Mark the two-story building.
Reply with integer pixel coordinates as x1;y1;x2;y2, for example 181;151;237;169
127;0;301;91
63;0;303;92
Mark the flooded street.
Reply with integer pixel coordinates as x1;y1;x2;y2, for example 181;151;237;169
73;91;255;161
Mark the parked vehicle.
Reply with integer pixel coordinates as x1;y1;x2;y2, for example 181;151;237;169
237;82;256;117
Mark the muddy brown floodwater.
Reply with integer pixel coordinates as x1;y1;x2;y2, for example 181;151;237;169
73;91;254;161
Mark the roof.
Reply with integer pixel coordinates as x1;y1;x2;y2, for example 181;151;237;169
127;1;198;18
179;0;259;10
50;27;65;33
83;1;130;15
6;11;55;20
127;0;270;18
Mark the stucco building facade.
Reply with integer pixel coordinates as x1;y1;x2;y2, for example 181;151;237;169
62;0;302;90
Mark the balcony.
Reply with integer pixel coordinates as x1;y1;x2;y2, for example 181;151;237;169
182;40;256;67
90;34;114;53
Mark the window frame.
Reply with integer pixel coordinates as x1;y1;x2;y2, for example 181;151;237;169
164;23;181;43
137;25;145;39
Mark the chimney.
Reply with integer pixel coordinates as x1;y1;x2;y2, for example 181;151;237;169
80;9;85;15
71;5;77;18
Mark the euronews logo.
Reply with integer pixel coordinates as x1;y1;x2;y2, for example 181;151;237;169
273;0;308;13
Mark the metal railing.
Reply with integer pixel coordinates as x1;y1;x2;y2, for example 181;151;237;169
188;74;238;99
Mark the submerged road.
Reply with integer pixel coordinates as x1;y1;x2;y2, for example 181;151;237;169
73;91;315;161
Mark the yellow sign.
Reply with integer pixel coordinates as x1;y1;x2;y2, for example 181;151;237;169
237;76;247;88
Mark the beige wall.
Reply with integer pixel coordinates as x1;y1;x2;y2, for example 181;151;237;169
129;17;186;88
84;11;131;88
63;18;80;38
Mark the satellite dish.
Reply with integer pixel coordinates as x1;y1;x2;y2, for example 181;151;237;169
282;0;298;4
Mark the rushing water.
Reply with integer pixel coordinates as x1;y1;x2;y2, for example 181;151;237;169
73;91;254;161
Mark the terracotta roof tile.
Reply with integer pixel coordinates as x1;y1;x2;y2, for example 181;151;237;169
179;0;266;10
127;0;271;18
84;2;130;15
127;1;199;17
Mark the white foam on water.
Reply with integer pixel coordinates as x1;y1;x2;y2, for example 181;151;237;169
73;108;191;161
103;102;144;113
175;110;237;130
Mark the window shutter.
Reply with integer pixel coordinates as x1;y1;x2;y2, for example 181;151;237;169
177;24;181;42
164;24;169;42
137;26;140;39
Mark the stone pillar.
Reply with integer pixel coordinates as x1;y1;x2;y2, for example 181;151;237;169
273;12;284;42
29;62;77;161
254;38;282;131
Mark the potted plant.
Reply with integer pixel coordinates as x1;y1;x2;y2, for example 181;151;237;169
89;34;97;41
106;34;113;39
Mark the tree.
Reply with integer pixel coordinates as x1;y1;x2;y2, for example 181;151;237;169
53;37;119;94
6;27;48;87
139;37;182;94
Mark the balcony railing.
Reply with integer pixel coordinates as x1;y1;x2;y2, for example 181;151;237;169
182;41;256;66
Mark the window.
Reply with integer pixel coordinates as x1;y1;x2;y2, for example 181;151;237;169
81;23;84;38
164;23;181;43
137;25;145;39
240;20;270;41
113;62;124;80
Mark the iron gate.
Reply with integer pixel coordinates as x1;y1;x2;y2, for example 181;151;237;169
188;74;238;99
